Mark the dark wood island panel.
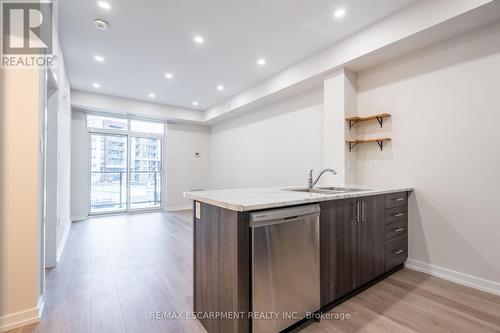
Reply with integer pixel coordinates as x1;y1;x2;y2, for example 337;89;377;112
193;191;409;333
193;201;251;333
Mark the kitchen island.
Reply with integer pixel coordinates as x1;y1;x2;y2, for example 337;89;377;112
185;185;412;333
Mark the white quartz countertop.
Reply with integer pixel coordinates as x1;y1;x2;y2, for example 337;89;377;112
184;185;413;211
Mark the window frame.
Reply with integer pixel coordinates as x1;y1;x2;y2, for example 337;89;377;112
85;111;167;215
86;112;166;137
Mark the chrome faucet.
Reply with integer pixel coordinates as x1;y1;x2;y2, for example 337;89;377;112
308;168;338;190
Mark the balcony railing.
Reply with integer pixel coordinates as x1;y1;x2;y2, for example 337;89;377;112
90;170;161;213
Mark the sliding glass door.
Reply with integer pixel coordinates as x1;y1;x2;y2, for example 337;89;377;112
90;133;128;214
129;137;162;210
87;115;165;215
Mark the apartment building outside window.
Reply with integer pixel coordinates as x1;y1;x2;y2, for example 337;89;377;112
87;114;165;214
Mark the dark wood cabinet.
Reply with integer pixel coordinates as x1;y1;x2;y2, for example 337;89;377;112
320;198;357;306
320;193;406;307
385;233;408;271
384;192;409;271
356;195;385;287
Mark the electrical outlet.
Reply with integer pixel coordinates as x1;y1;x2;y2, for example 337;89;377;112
369;160;376;171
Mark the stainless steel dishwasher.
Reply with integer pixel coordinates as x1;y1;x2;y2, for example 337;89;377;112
251;204;320;333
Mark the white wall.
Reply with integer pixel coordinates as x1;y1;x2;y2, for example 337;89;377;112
46;31;72;266
70;111;88;220
55;74;72;261
165;123;210;210
0;8;73;329
0;67;44;331
323;69;358;185
209;89;323;189
45;87;59;267
356;23;500;288
69;111;210;214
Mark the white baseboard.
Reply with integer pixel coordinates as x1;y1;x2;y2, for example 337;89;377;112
71;215;87;222
56;221;71;263
0;296;44;332
165;205;192;212
405;258;500;296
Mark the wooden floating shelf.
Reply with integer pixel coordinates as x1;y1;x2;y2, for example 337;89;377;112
346;113;391;129
346;138;391;152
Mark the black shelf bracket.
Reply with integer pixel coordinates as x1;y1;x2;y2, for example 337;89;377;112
348;141;359;152
349;116;386;130
376;116;384;128
348;119;359;130
348;139;388;152
377;140;384;151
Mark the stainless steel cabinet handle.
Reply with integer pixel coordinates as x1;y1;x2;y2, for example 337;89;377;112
393;213;405;217
393;249;404;255
362;201;366;222
356;202;360;222
394;198;404;202
392;227;405;232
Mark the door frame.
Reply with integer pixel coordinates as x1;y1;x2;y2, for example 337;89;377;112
88;131;129;215
128;135;163;213
44;66;59;269
86;116;165;215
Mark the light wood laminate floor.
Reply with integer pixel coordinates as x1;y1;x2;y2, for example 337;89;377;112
8;211;500;333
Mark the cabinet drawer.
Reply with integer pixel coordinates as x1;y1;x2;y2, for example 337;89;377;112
385;220;407;240
385;235;407;271
385;192;407;209
385;205;407;224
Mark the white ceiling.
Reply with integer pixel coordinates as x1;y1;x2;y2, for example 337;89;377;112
59;0;416;110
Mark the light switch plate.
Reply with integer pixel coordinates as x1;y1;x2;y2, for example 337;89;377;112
195;202;201;219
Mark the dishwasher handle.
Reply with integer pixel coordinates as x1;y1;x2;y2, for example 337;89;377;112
250;204;320;228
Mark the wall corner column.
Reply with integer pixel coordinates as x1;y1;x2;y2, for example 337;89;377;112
323;68;358;185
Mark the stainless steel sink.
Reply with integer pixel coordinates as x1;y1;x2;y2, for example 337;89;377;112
318;186;370;192
287;186;371;194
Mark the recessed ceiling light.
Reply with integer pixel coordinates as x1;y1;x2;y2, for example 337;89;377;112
217;85;224;91
334;8;346;18
164;72;173;79
148;93;156;98
93;83;101;88
94;55;105;62
257;58;266;66
193;35;204;44
97;1;111;10
192;101;199;106
93;18;109;30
